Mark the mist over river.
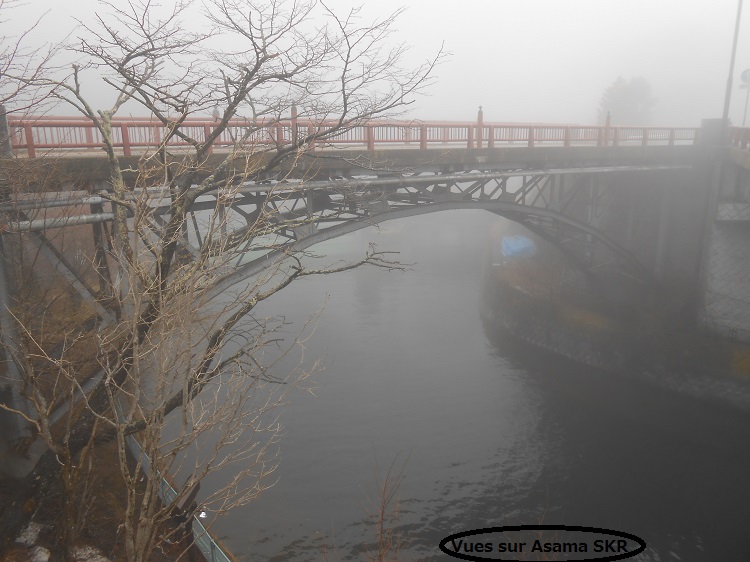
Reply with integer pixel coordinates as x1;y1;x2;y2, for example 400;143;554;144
212;211;750;561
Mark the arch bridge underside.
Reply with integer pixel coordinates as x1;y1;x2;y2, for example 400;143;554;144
0;162;688;430
183;164;685;297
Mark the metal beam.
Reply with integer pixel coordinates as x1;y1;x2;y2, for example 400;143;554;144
207;198;657;299
4;213;115;232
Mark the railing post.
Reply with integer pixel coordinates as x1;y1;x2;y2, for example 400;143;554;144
467;125;474;149
204;125;213;154
527;126;535;148
291;103;298;145
487;125;494;149
613;128;620;147
420;125;427;150
404;125;411;145
120;124;131;157
477;105;483;149
596;127;604;147
603;111;611;147
24;124;35;158
563;126;571;147
641;127;649;146
152;125;161;147
366;125;375;151
668;128;675;147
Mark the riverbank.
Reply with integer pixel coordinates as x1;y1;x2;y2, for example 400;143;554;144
480;259;750;413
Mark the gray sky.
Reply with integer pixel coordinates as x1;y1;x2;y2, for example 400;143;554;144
11;0;749;126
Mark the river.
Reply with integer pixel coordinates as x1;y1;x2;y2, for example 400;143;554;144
213;210;750;561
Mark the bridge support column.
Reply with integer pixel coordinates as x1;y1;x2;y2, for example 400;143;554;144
0;105;12;158
696;120;750;341
653;181;673;283
0;235;34;446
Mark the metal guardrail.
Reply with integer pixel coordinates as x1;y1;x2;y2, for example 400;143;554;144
117;401;233;562
6;114;698;158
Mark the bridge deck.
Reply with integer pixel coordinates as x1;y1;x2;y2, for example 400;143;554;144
12;144;698;188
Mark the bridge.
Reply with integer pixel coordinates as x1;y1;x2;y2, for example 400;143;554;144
2;113;701;294
0;114;736;306
2;113;750;449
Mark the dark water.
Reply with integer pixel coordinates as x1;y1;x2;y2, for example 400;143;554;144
214;211;750;561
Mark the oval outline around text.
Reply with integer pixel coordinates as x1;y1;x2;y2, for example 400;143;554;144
438;525;646;562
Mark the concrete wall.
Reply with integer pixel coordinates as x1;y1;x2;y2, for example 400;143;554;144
699;156;750;342
590;167;710;319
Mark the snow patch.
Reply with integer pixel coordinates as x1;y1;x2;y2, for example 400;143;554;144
15;522;47;546
29;546;51;562
73;545;112;562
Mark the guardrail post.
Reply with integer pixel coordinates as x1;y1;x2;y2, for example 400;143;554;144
467;126;474;149
488;125;494;149
641;127;649;146
404;125;411;145
366;125;375;151
668;128;676;147
24;124;35;158
527;126;535;148
477;106;483;149
276;122;284;145
596;127;604;147
120;124;131;157
613;128;620;147
563;127;571;147
420;125;427;150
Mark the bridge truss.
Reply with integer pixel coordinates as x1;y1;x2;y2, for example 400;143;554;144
178;164;683;296
1;163;686;306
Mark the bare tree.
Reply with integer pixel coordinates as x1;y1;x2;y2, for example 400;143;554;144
0;1;442;560
0;0;57;109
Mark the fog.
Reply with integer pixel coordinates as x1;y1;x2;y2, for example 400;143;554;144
9;0;750;126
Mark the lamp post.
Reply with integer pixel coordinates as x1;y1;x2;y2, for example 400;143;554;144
722;0;744;136
741;69;750;126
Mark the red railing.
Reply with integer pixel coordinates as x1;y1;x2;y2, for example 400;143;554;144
7;115;698;158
